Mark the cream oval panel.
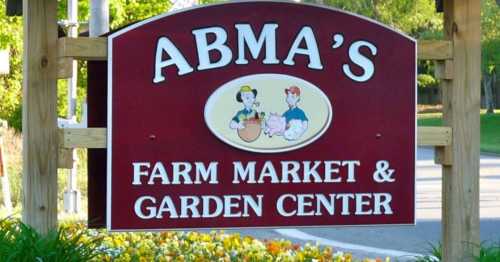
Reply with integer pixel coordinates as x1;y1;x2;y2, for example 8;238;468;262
204;74;332;153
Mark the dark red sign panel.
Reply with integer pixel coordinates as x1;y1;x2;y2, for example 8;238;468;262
108;2;416;231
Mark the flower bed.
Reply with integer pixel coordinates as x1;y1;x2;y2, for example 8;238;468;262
67;223;340;261
1;219;389;261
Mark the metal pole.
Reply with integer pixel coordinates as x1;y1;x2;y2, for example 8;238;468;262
90;0;109;37
63;0;81;214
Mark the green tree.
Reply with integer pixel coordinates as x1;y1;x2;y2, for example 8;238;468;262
309;0;443;38
312;0;443;103
58;0;172;30
55;1;173;126
481;0;500;113
0;0;23;130
0;0;498;131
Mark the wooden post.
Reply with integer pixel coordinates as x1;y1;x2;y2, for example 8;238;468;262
22;0;58;234
442;0;481;261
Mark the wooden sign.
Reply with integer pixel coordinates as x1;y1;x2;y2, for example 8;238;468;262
107;1;416;231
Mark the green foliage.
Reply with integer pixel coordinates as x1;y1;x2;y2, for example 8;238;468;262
56;1;174;128
0;218;103;262
57;0;90;22
306;0;444;89
418;74;438;89
0;0;175;132
414;242;441;262
316;0;443;39
0;0;23;131
57;0;173;30
0;220;352;261
414;241;500;262
0;0;497;132
477;242;500;262
109;0;171;29
482;0;500;72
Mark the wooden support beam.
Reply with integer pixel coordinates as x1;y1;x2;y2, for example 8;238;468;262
22;0;59;234
59;128;107;148
435;60;454;80
435;146;452;166
418;40;453;60
58;148;74;169
60;126;451;148
57;57;73;79
418;126;452;146
442;0;481;261
57;37;107;61
56;37;452;61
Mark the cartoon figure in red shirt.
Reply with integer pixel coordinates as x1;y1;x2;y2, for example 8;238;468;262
264;86;309;141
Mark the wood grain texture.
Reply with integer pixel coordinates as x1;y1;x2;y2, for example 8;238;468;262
435;146;453;166
418;40;453;60
57;57;73;79
418;126;452;146
59;128;107;148
57;148;74;169
60;127;449;148
22;0;59;234
56;37;452;61
57;37;107;61
442;0;481;261
435;60;454;80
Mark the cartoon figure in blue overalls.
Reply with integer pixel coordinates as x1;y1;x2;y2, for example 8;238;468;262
229;85;264;142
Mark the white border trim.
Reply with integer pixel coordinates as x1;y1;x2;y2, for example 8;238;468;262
106;0;417;231
108;223;416;233
413;37;418;226
204;73;332;153
106;36;113;230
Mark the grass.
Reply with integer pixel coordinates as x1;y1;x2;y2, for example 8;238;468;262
418;111;500;154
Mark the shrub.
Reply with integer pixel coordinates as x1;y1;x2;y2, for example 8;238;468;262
417;74;438;89
477;242;500;262
0;218;103;262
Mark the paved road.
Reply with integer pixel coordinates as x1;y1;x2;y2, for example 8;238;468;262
225;147;500;260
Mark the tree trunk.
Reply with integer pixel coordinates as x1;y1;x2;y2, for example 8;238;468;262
494;70;499;109
483;72;495;114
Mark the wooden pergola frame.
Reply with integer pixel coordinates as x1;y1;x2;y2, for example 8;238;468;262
22;1;480;261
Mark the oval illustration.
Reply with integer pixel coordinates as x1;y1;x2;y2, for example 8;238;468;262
204;74;332;153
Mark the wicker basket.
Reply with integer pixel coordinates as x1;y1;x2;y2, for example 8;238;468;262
238;119;262;142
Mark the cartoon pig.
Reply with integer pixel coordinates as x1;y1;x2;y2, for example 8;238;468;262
264;113;286;137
